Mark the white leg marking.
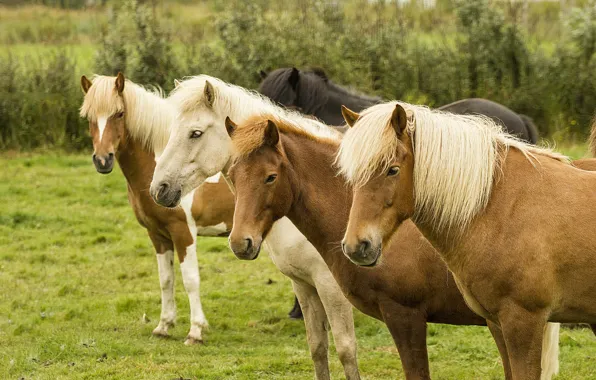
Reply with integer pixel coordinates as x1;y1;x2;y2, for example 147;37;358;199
180;190;208;345
204;172;222;184
196;222;228;236
153;250;176;337
97;116;108;142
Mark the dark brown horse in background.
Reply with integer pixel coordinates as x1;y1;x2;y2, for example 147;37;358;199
259;67;539;143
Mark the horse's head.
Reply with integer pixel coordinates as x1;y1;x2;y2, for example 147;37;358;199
80;73;128;174
150;78;231;208
336;103;415;267
258;67;330;114
225;117;295;260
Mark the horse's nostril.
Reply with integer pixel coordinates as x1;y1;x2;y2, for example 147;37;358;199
245;237;253;251
359;239;371;253
158;182;169;196
108;152;114;159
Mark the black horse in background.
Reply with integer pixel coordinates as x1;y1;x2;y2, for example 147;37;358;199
258;66;540;319
259;67;539;143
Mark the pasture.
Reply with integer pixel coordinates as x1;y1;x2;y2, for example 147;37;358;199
1;148;596;379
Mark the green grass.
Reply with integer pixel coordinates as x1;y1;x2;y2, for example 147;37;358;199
1;151;596;379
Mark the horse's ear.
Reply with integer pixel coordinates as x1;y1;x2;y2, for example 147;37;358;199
391;104;408;137
225;116;237;137
341;105;360;128
311;67;328;82
204;80;215;108
81;75;92;94
288;67;300;90
264;120;280;147
174;79;181;88
115;72;125;94
259;70;268;79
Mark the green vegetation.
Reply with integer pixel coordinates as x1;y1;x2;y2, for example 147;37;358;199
2;0;596;150
1;150;595;379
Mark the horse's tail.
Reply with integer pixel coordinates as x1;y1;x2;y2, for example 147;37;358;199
519;114;539;144
540;322;560;380
589;116;596;157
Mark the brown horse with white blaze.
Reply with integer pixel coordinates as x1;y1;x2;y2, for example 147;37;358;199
224;114;561;380
80;73;234;345
338;101;596;379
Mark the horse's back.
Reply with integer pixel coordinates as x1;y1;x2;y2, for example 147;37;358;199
440;98;533;143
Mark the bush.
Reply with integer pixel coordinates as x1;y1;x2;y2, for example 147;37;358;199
95;0;179;91
0;50;88;151
4;0;596;151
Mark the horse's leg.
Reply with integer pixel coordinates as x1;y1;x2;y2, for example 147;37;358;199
591;324;596;336
173;230;208;345
293;280;331;380
499;306;548;380
487;320;512;380
381;303;430;380
314;275;360;380
148;232;176;337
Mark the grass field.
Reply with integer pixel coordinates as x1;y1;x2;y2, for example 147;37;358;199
1;147;596;379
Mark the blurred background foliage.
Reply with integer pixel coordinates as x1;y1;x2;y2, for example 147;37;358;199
1;0;596;150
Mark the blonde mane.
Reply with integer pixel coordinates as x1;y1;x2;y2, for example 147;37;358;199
231;114;341;159
337;101;569;233
168;75;342;139
79;75;173;153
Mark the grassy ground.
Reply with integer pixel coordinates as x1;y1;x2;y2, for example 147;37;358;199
0;148;595;379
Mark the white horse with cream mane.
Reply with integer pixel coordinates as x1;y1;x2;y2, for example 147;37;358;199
150;75;360;380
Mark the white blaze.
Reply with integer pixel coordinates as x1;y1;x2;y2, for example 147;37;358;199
97;116;108;142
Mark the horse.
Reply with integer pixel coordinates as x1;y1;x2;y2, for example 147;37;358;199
260;68;538;319
79;73;235;345
259;67;539;143
337;101;596;379
150;75;361;380
222;112;561;379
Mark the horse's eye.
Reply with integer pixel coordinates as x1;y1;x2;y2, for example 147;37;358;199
387;166;400;177
265;174;277;184
116;112;124;119
190;130;203;139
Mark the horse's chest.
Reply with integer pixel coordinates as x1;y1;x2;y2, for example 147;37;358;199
127;189;162;231
452;275;492;321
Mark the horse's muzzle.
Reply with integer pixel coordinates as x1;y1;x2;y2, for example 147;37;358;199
93;153;114;174
150;181;182;208
229;235;261;260
342;238;381;267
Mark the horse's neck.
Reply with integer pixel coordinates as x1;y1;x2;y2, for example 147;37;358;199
283;134;353;270
116;130;156;193
327;84;377;111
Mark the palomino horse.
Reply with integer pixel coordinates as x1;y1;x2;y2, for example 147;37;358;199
259;67;539;143
150;76;360;380
337;102;596;379
79;73;235;345
223;114;560;379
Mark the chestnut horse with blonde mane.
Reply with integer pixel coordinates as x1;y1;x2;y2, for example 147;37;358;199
223;113;561;380
79;73;234;345
338;101;596;379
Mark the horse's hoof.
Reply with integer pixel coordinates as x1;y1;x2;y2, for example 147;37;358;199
288;307;304;320
152;326;170;337
184;336;204;346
